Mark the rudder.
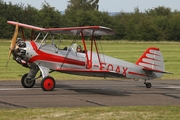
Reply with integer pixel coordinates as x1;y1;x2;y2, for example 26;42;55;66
136;47;165;78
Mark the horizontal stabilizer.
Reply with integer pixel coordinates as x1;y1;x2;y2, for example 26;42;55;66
143;67;173;74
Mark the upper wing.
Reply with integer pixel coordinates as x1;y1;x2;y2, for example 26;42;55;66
7;21;115;36
42;26;115;36
7;21;44;31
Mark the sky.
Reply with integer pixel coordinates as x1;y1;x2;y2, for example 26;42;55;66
3;0;180;12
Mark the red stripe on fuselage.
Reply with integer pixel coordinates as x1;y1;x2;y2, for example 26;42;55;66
128;71;147;76
28;41;85;66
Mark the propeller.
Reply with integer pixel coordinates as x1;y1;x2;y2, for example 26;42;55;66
6;23;19;67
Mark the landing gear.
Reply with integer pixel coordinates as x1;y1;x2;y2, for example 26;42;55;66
144;79;152;88
41;76;56;91
21;65;56;91
145;82;152;88
21;73;35;88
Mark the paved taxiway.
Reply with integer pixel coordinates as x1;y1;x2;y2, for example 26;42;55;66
0;80;180;108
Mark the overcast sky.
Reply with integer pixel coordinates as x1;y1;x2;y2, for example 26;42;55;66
3;0;180;12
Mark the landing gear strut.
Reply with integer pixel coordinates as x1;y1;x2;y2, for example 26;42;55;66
144;79;152;88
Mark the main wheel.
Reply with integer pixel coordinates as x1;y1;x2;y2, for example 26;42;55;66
145;82;152;88
41;76;55;91
21;73;35;88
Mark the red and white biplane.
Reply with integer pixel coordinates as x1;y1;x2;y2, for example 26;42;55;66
7;21;170;91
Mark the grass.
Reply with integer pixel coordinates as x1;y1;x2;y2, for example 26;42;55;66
0;106;180;120
0;40;179;80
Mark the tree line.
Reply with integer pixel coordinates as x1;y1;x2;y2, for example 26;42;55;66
1;0;180;41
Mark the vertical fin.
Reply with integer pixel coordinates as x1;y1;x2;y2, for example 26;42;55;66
136;47;165;72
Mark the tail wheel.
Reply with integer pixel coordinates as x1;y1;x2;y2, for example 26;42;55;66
21;73;35;88
41;76;55;91
145;82;152;88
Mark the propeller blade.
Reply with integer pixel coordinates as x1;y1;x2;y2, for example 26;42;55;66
10;23;19;52
6;23;19;68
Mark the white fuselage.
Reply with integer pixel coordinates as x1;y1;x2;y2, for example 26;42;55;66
18;41;159;80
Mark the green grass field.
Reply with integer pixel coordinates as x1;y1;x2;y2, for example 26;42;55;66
0;106;180;120
0;40;180;119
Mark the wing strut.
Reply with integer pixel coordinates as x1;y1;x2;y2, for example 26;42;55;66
81;31;91;69
30;30;36;41
81;30;105;70
20;27;26;41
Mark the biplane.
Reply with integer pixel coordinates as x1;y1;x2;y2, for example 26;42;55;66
7;21;170;91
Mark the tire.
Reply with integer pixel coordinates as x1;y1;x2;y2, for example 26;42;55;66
41;76;56;91
146;83;152;88
21;73;35;88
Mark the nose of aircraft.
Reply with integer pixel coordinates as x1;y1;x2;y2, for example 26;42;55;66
12;39;27;66
6;22;28;67
14;40;26;56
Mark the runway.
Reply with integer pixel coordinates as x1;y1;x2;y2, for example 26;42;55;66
0;80;180;108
